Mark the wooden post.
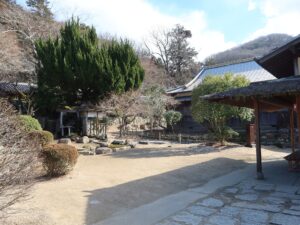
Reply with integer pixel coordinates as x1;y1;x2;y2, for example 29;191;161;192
178;133;182;144
254;99;264;180
294;57;299;75
296;96;300;150
60;112;64;137
289;109;295;153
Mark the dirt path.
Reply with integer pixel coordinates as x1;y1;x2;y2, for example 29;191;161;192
6;145;288;225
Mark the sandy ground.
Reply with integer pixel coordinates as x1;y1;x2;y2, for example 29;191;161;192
4;143;289;225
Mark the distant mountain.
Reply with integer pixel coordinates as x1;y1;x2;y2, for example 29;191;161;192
205;34;293;66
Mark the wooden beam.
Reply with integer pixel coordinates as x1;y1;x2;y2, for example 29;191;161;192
290;109;295;153
259;99;293;110
254;98;264;180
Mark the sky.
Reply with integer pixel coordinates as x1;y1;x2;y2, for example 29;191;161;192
17;0;300;61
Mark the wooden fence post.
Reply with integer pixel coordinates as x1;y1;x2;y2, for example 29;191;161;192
178;133;182;143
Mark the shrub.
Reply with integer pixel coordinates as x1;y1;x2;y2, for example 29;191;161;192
41;144;78;177
19;115;42;131
191;74;252;145
28;130;54;146
0;100;40;212
164;110;182;132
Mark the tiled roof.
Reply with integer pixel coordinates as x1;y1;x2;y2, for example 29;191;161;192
167;59;276;94
0;82;37;96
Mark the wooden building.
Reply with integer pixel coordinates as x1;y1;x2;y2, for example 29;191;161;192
167;59;278;134
57;105;107;138
0;82;36;114
203;34;300;178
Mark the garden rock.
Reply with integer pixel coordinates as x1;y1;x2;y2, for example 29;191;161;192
78;136;89;144
91;139;101;144
78;148;93;155
58;138;72;144
127;142;137;148
99;142;109;147
95;147;112;155
111;140;126;145
70;135;79;142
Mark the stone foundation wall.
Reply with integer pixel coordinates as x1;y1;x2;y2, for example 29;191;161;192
139;128;296;148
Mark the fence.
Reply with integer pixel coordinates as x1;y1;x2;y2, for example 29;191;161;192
86;118;107;139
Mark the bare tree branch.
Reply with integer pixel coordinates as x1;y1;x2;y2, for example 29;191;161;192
0;99;40;214
0;1;61;82
144;25;199;85
98;91;144;137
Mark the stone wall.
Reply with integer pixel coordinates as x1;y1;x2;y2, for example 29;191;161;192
139;128;296;148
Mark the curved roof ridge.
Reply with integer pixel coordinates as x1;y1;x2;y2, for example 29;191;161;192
166;67;206;94
183;67;205;88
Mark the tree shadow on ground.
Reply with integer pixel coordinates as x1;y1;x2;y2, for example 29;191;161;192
83;157;248;224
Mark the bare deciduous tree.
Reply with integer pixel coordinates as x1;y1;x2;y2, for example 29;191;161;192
98;87;178;135
0;0;60;82
144;24;198;85
0;31;22;81
0;1;60;114
142;86;178;131
98;91;144;137
140;57;176;90
144;28;172;76
0;99;40;213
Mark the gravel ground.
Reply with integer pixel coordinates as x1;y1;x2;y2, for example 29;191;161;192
3;144;289;225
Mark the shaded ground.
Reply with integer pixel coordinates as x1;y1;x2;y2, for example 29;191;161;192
4;145;289;225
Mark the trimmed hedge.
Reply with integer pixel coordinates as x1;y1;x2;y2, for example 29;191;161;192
19;115;42;131
28;130;54;146
41;144;78;177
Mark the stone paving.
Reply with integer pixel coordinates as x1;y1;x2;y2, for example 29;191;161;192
155;180;300;225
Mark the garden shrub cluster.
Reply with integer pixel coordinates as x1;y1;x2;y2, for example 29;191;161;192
191;74;252;145
28;130;54;146
19;115;42;131
41;144;78;177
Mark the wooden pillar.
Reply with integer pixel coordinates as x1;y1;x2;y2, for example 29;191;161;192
60;112;64;137
289;109;295;153
296;96;300;150
254;99;264;180
294;57;299;75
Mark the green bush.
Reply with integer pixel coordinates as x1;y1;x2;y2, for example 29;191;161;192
191;74;252;145
164;110;182;132
41;144;78;177
19;115;42;131
28;130;54;146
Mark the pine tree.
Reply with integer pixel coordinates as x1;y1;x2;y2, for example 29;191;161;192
168;24;197;79
26;0;53;19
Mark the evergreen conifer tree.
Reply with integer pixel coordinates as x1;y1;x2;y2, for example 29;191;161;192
26;0;53;19
35;18;144;114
